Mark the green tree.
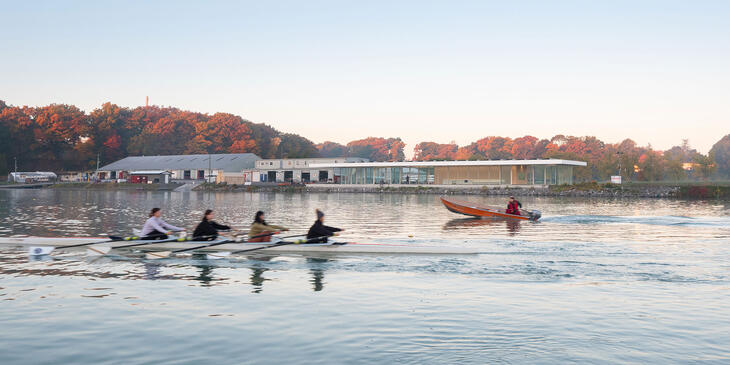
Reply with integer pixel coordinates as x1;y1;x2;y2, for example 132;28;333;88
693;152;717;180
663;156;686;181
275;133;320;158
317;141;348;157
637;150;664;181
709;134;730;178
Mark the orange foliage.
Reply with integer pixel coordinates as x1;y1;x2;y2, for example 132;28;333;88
347;137;405;161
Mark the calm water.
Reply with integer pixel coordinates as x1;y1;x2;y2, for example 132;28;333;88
1;189;729;364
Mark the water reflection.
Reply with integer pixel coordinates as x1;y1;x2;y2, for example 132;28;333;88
248;256;274;293
443;218;523;236
249;267;269;293
306;258;330;292
245;256;332;293
144;262;162;280
194;262;215;287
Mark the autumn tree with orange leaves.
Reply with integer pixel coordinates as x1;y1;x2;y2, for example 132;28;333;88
0;99;727;183
347;137;406;162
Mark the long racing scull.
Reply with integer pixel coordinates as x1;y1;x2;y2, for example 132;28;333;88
0;236;481;255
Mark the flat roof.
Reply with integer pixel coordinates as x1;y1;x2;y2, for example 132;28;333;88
130;170;172;175
257;157;368;162
309;159;587;168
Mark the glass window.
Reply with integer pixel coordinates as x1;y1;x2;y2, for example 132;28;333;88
401;167;418;184
374;168;388;184
391;168;401;184
545;166;557;185
500;166;510;185
533;165;545;185
558;166;572;185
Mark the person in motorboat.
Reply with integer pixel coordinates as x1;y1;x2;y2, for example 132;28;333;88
193;209;231;240
505;196;522;215
249;211;289;242
141;208;184;239
306;209;343;243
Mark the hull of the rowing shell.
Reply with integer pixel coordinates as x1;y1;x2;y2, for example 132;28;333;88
440;196;540;221
0;237;480;255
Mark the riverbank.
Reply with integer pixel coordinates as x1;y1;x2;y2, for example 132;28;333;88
192;181;730;199
49;182;182;191
43;181;730;199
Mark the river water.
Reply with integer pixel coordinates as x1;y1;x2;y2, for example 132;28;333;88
0;189;728;364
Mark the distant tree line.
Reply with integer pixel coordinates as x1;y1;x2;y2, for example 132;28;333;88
1;100;728;182
0;101;321;172
413;135;730;182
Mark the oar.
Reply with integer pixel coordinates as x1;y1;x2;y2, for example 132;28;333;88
85;234;191;256
205;232;303;259
28;233;167;256
205;235;331;259
276;233;308;240
145;231;278;260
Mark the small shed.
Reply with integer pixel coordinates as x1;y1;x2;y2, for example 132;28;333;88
129;171;172;184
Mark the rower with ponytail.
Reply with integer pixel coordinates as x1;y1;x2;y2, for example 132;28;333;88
192;209;231;240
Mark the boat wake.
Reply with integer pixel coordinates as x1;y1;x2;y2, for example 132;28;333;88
541;215;730;227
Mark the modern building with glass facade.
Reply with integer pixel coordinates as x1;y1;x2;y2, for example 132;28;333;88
252;157;368;183
309;159;587;186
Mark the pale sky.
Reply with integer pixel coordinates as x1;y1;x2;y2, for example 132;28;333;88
1;0;728;157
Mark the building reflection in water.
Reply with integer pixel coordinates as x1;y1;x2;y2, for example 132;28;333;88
443;217;523;236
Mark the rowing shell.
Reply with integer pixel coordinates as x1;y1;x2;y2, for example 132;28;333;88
0;237;481;255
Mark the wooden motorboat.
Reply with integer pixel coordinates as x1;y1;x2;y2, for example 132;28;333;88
440;196;541;221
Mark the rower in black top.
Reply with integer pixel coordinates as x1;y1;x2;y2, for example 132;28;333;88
306;209;343;243
192;209;231;240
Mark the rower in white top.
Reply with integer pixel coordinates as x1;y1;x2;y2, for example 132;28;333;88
141;208;185;239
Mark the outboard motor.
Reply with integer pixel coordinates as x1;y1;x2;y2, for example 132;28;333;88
528;210;541;221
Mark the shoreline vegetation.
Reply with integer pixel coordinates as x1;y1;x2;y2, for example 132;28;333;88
1;100;728;184
47;181;730;199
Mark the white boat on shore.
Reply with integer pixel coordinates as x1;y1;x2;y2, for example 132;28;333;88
0;236;481;255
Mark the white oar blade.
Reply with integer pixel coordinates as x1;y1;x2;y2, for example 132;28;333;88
86;245;112;256
29;246;54;256
145;251;172;260
206;251;231;260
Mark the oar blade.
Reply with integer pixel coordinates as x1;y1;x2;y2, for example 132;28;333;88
29;246;54;256
145;251;172;260
206;251;231;260
86;245;112;256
